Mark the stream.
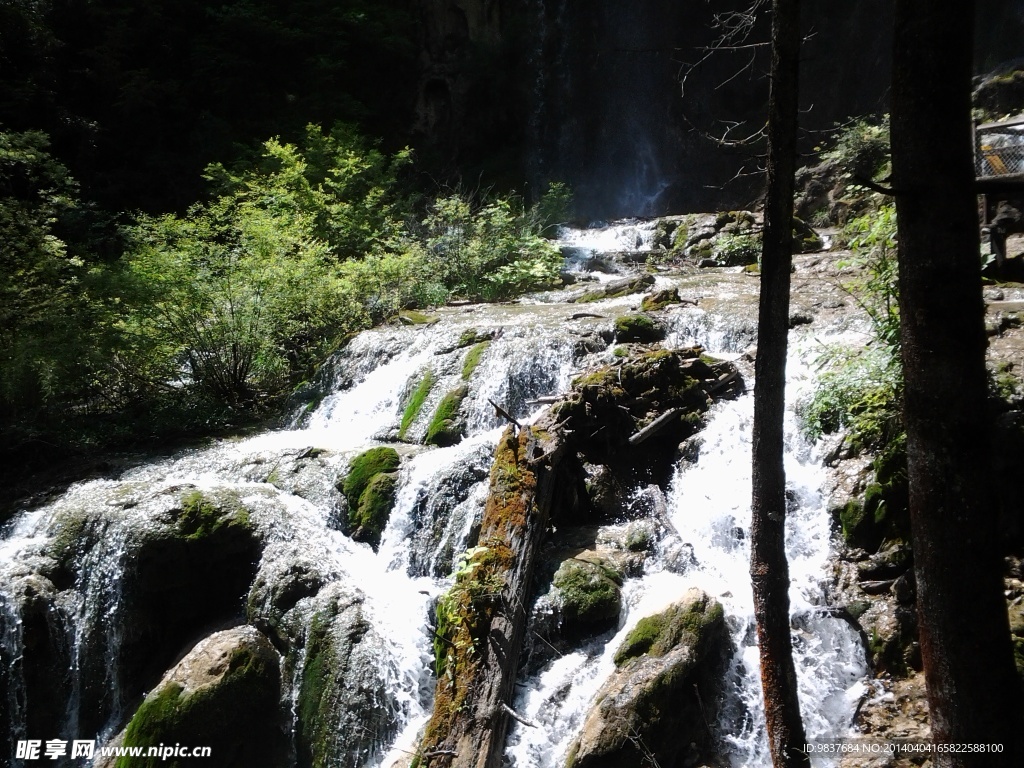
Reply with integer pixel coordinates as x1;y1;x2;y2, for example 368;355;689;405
0;222;867;767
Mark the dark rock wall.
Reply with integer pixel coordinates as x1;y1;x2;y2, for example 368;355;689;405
414;1;1024;220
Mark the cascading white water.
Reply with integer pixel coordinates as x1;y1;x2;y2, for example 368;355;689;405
505;333;868;768
0;221;867;768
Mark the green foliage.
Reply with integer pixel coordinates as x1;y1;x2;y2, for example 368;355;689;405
840;204;900;348
801;204;902;450
712;232;761;266
821;116;891;182
422;183;566;301
0;129;113;419
799;345;902;449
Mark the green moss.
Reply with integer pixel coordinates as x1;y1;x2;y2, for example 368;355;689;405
399;370;436;439
177;490;251;540
118;643;276;768
640;288;682;312
614;597;724;666
398;309;435;325
455;328;494;348
614;313;665;343
424;385;468;447
461;341;491;381
341;447;401;510
349;472;398;549
553;559;622;626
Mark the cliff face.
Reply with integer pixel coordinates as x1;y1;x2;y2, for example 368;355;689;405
414;0;1024;220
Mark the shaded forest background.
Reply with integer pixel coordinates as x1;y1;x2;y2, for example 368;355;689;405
2;0;1024;486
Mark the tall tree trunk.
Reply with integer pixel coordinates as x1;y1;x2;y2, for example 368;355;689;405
890;1;1023;761
750;1;809;766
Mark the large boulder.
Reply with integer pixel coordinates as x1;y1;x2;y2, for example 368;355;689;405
565;590;730;768
96;626;287;768
292;584;400;768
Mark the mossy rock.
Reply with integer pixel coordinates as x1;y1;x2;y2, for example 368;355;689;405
640;288;683;312
424;385;468;447
398;309;436;325
399;370;437;439
113;627;286;768
552;558;623;630
614;593;724;666
295;586;395;768
567;590;729;768
462;341;491;381
614;313;665;343
177;489;251;540
793;216;823;253
341;447;401;510
349;471;398;549
455;328;495;349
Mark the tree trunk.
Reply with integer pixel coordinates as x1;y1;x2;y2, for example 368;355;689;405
890;1;1023;761
750;1;810;766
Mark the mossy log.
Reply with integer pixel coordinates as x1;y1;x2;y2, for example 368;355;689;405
415;424;566;768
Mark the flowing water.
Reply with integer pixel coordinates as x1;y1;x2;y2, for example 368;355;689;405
0;223;866;767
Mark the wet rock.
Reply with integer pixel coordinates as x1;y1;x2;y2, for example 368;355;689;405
541;556;623;640
640;288;683;312
613;313;666;343
571;274;655;303
293;584;398;768
565;590;729;768
340;447;402;548
424;385;469;447
96;626;287;768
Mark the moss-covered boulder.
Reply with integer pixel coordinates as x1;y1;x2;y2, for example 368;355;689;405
295;584;400;768
350;472;398;548
613;313;665;343
565;590;730;768
552;558;622;628
341;447;401;549
424;385;468;447
100;626;287;768
640;288;683;312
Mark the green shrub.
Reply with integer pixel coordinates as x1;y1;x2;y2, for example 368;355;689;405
712;232;761;266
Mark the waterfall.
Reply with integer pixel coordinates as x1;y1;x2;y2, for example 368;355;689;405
0;221;867;767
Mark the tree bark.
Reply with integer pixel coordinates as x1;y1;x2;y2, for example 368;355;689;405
890;1;1023;762
750;1;810;766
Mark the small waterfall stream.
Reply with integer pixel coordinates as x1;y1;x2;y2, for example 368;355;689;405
0;222;866;767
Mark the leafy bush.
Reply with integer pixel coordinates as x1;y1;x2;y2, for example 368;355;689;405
422;184;566;301
821;116;891;182
712;232;761;267
800;205;902;450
